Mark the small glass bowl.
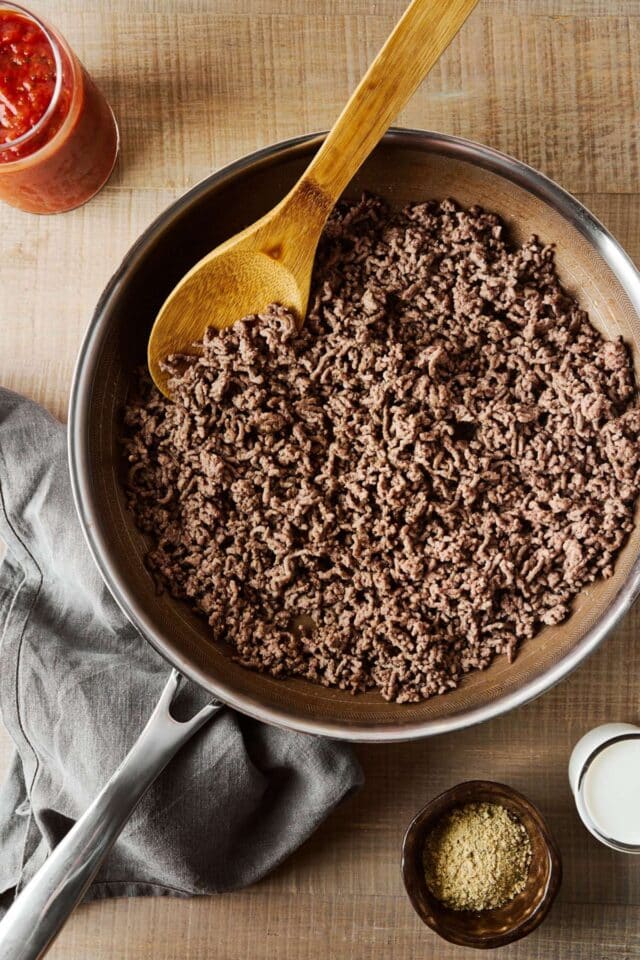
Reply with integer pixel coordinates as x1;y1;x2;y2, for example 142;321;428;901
401;780;562;950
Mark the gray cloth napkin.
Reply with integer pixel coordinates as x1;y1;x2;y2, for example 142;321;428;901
0;387;362;914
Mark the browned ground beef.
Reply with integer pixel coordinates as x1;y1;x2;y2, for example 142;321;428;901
123;196;640;703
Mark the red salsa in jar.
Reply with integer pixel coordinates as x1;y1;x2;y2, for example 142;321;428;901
0;10;64;153
0;3;118;213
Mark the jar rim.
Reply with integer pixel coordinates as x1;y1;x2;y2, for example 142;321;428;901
0;2;64;154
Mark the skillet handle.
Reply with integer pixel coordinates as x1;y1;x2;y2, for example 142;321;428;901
0;670;221;960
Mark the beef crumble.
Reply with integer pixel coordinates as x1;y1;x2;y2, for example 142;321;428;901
122;196;640;703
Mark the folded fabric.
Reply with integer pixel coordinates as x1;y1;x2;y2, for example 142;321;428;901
0;387;362;914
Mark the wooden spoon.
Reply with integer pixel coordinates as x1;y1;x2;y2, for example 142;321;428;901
148;0;479;396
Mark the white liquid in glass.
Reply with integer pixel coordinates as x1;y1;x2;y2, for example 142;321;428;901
582;739;640;846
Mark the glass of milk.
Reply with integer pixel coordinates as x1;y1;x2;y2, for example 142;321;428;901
569;723;640;853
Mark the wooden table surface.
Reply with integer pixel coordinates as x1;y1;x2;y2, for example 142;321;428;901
2;1;640;957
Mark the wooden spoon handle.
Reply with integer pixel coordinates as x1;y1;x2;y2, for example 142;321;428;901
302;0;479;203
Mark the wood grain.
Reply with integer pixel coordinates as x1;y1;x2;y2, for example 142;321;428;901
1;0;639;957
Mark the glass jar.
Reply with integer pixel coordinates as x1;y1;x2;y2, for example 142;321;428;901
569;723;640;854
0;2;119;213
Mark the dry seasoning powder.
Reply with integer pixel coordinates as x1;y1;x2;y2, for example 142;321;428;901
423;802;532;911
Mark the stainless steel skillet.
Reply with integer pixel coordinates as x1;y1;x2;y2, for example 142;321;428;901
3;129;640;960
68;130;640;741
